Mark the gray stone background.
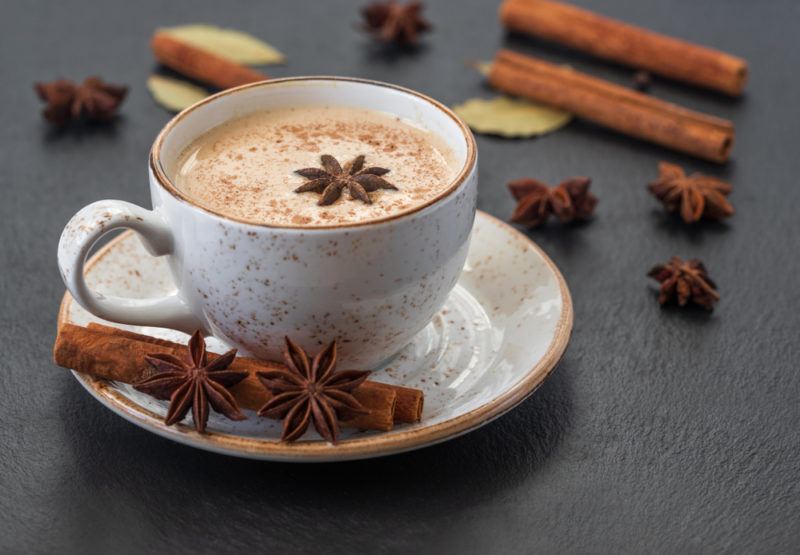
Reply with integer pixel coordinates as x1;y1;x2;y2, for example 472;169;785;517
1;0;798;552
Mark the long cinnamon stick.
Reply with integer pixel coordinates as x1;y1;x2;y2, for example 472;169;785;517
85;323;423;424
53;323;408;431
151;32;268;90
499;0;747;96
489;49;734;163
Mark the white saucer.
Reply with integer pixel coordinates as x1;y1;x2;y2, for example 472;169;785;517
58;210;573;461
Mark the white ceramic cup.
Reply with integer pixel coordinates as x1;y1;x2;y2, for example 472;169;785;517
58;77;478;368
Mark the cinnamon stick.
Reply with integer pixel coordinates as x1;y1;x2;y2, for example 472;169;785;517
370;382;424;423
489;49;734;163
151;32;268;90
499;0;748;96
85;323;422;424
53;323;414;432
230;370;396;432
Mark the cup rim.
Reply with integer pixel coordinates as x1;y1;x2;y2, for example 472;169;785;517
149;76;477;230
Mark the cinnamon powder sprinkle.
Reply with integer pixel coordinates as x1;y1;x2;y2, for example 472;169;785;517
174;106;459;226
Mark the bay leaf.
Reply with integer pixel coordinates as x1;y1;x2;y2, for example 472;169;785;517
161;24;285;65
453;96;572;138
147;75;209;112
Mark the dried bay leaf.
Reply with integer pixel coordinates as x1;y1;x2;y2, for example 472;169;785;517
453;96;572;138
147;75;209;112
161;24;285;65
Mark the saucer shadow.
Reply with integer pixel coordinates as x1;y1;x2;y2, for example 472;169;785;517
58;360;573;544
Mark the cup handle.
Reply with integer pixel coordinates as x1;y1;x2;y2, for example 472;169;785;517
57;199;206;334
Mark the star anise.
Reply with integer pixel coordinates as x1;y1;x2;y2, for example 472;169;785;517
133;331;248;433
294;154;397;206
34;77;128;126
648;161;734;223
648;256;720;310
257;338;371;444
508;176;598;228
362;1;432;46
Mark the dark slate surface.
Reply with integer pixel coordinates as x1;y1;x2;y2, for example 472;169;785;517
1;0;798;552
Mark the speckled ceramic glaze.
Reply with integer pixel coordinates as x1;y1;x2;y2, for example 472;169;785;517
58;78;478;368
58;212;573;461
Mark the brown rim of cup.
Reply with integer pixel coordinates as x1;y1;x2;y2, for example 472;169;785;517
149;76;478;230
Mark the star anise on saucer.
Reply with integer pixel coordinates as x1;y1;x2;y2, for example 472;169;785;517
34;77;128;126
294;154;397;206
133;331;248;433
508;176;598;228
256;338;371;443
362;1;432;46
648;161;734;223
648;256;720;310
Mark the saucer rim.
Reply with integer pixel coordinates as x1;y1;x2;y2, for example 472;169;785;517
58;210;573;462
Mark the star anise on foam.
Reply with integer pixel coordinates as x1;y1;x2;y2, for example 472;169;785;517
294;154;397;206
257;338;371;444
648;161;734;223
508;176;598;228
133;331;248;433
362;1;432;46
34;77;128;126
648;256;720;311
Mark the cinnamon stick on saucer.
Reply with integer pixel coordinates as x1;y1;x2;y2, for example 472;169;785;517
53;323;426;431
488;49;735;163
499;0;748;96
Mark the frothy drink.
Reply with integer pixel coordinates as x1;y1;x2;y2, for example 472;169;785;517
174;105;460;227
